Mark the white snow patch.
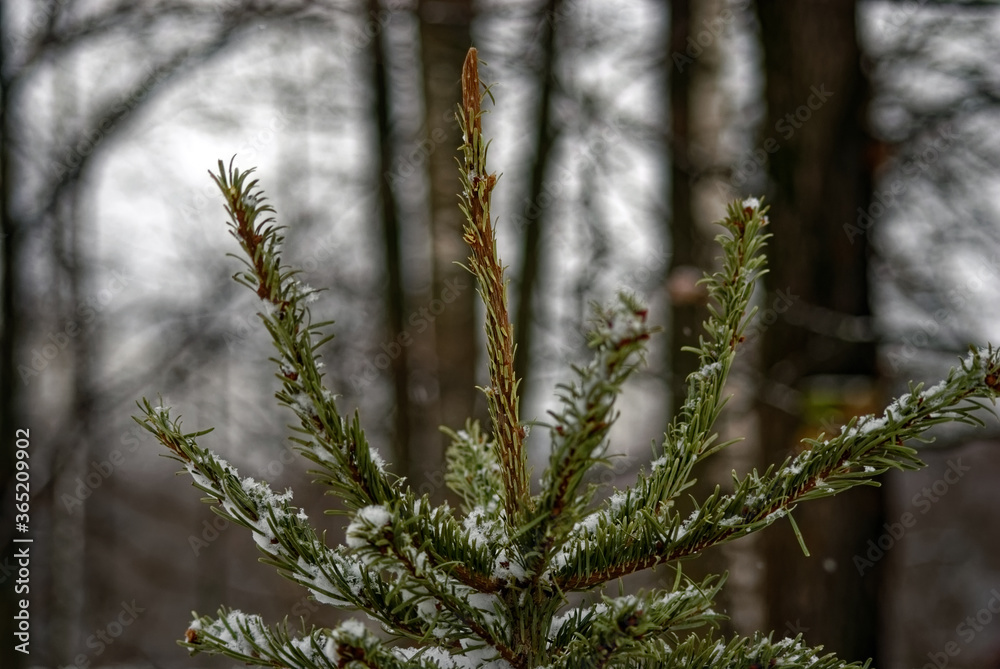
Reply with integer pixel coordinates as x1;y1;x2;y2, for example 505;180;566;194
288;392;313;415
764;508;787;524
216;610;256;655
573;511;602;537
493;551;525;582
608;490;629;514
369;447;386;472
693;361;722;380
468;592;499;622
921;380;949;401
338;619;367;638
463;506;499;548
346;505;392;547
416;597;441;624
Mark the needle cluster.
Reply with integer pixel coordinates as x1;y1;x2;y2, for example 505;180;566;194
137;49;1000;669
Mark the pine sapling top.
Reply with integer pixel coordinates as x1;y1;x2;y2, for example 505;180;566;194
137;47;1000;669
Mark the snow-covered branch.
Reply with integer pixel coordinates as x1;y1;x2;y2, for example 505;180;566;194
138;48;1000;669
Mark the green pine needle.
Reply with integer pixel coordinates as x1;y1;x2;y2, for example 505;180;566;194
135;52;1000;669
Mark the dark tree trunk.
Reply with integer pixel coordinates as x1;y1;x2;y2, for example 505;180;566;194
369;0;413;474
756;1;881;661
666;0;739;634
417;0;476;491
513;0;560;402
667;0;704;415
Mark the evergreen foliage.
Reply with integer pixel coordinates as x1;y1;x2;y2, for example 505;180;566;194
137;48;1000;668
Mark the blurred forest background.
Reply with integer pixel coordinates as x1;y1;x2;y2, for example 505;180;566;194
2;0;1000;667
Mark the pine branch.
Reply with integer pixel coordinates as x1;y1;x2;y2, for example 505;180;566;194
537;200;768;590
555;345;1000;590
644;199;770;509
140;154;528;662
210;159;396;512
138;401;508;650
545;574;725;666
443;420;503;515
543;632;873;669
185;608;433;669
345;500;515;664
140;47;1000;669
212;162;504;596
135;401;451;641
518;294;657;595
457;48;530;525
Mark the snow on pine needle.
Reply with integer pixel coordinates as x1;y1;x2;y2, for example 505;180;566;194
136;48;1000;669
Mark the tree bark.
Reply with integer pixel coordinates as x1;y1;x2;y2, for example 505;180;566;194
513;0;560;402
667;0;753;637
756;1;881;661
369;0;414;475
667;0;702;415
417;0;476;488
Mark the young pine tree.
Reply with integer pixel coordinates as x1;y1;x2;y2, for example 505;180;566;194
137;48;1000;669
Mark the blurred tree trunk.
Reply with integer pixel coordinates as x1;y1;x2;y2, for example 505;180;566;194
756;1;882;661
668;0;758;638
513;0;559;402
667;0;704;415
418;0;476;486
369;0;414;475
52;195;87;669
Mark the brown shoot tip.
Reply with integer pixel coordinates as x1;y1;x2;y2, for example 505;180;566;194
462;47;481;135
